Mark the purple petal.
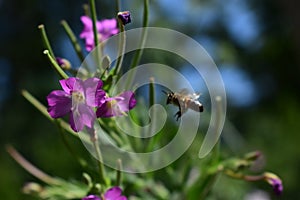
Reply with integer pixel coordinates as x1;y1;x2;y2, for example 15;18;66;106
80;16;118;51
80;16;93;33
95;90;106;107
47;90;71;118
96;92;136;118
73;79;85;94
81;35;95;52
98;19;119;40
69;110;83;132
82;194;101;200
96;101;115;118
99;19;117;31
59;77;78;94
83;78;104;107
115;197;127;200
85;37;95;52
70;104;96;132
117;91;137;112
80;16;95;51
104;187;122;199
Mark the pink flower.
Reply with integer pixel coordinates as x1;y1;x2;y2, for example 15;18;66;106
47;77;105;132
96;91;136;118
104;187;127;200
82;195;101;200
82;187;127;200
80;16;119;51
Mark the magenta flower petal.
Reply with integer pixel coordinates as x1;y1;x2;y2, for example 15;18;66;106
70;103;96;132
82;187;126;200
98;19;119;40
47;77;106;132
104;187;127;200
77;103;96;129
69;110;83;132
116;197;127;200
83;78;104;107
59;77;77;94
96;101;114;118
84;37;95;52
96;91;136;118
104;187;122;198
47;90;71;118
117;91;137;111
80;16;93;35
82;195;101;200
80;15;119;51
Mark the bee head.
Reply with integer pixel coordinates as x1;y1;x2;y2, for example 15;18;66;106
162;90;174;105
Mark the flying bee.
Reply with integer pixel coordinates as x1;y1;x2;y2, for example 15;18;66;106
163;89;204;121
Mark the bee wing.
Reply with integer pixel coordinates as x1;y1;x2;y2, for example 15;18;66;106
189;93;201;100
177;88;200;100
178;88;190;95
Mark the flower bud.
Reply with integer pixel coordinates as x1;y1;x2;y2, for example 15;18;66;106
56;57;71;70
263;172;283;195
22;182;43;195
118;11;131;25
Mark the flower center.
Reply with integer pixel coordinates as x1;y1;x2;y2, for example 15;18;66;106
72;91;85;104
106;99;117;109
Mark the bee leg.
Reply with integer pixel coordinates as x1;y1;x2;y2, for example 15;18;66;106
174;110;181;121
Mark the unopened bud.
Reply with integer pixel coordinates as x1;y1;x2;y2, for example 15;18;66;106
118;11;131;25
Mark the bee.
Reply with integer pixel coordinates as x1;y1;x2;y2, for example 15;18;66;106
163;89;204;121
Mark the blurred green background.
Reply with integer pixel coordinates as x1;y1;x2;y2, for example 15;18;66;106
1;0;299;199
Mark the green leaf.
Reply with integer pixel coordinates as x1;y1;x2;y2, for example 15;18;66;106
39;179;90;199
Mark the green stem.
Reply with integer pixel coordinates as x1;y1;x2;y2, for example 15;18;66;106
125;0;149;89
115;21;126;76
131;0;149;69
149;77;155;108
43;50;69;79
6;145;61;185
116;0;121;13
61;20;85;63
89;0;99;49
198;173;220;200
224;169;264;182
145;77;156;151
116;159;122;186
129;0;149;69
211;96;223;164
89;0;102;70
90;129;107;185
38;24;55;58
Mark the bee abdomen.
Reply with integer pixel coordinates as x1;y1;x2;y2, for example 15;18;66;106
187;100;204;112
